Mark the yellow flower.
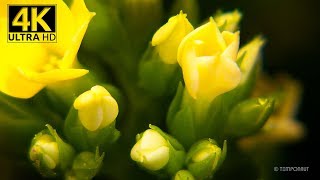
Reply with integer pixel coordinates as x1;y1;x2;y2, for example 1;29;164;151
0;0;95;98
214;10;242;32
152;11;194;64
74;85;119;131
177;18;241;101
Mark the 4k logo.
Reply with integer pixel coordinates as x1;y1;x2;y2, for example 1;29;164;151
8;5;57;43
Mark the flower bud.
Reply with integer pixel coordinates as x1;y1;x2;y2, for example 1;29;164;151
131;129;170;171
64;85;120;151
74;85;118;131
186;139;227;179
226;97;275;137
67;148;104;179
29;125;75;177
214;10;242;32
237;36;265;84
130;125;185;175
152;11;194;64
174;170;195;180
177;18;241;102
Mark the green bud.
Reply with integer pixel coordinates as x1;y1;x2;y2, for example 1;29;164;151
186;139;227;179
174;170;195;180
130;125;186;176
29;125;75;177
64;86;120;151
138;46;182;97
67;148;104;180
226;97;275;137
214;10;242;32
166;83;196;148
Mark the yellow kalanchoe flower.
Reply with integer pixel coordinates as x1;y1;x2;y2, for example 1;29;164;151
152;11;194;64
0;0;95;98
74;85;119;131
177;18;241;102
214;10;242;32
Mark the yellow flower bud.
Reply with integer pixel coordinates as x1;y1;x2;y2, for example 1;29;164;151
74;85;118;131
214;10;242;32
130;129;170;171
152;11;194;64
177;18;241;101
0;0;95;98
30;134;59;170
237;36;265;83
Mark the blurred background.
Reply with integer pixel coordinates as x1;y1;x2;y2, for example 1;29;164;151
183;0;319;179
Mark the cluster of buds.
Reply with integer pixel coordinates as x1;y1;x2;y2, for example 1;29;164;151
0;0;304;179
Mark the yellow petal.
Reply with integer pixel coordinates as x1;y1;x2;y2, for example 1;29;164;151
58;0;95;69
20;68;89;84
152;11;193;64
178;18;226;65
221;31;240;61
0;65;44;98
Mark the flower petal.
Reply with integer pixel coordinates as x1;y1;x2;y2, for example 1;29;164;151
20;68;89;84
0;65;44;98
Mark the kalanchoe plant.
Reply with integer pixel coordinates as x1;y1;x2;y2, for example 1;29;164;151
0;0;306;179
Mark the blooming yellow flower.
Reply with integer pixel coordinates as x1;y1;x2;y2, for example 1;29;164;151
74;85;119;131
0;0;95;98
177;18;241;101
152;11;194;64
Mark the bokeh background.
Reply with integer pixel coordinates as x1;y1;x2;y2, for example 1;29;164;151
184;0;319;179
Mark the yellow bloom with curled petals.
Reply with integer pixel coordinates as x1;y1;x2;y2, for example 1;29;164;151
152;11;194;64
0;0;95;98
177;18;241;102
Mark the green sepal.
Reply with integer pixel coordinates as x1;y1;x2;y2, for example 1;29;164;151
68;147;105;180
138;45;181;97
186;139;227;179
173;170;195;180
64;107;120;152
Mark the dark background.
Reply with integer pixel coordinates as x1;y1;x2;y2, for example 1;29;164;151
194;0;319;179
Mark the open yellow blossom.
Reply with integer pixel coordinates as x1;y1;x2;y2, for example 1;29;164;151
0;0;95;98
152;11;194;64
74;85;119;131
177;18;241;101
